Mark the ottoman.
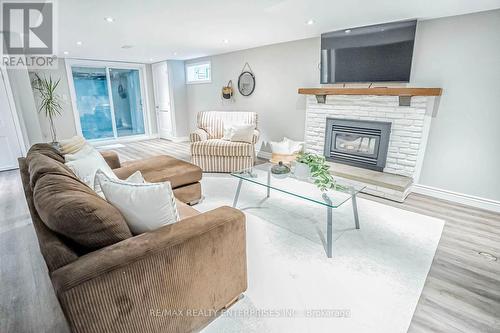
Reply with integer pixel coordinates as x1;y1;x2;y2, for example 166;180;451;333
102;153;203;205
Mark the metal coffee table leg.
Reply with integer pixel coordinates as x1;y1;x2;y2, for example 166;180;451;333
232;179;243;208
266;169;271;198
327;205;333;258
322;193;334;258
352;193;360;229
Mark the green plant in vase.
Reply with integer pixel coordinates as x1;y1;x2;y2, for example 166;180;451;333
296;152;347;192
31;73;63;143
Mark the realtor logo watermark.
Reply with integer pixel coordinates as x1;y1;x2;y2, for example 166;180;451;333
1;0;57;68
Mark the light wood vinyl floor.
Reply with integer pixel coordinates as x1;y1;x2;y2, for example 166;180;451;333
0;139;499;333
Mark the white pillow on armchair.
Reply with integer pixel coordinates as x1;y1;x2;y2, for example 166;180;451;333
222;123;254;143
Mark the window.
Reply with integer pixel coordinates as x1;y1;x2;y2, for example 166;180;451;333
185;61;211;84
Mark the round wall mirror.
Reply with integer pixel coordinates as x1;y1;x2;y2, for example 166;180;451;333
238;71;255;96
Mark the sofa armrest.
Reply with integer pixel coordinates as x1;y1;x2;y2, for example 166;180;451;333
190;128;209;142
99;150;121;169
51;206;247;332
52;206;245;291
252;129;260;145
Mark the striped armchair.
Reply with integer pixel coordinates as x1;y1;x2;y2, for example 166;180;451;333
190;111;259;172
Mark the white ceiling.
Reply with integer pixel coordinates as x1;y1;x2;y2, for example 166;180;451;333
58;0;500;63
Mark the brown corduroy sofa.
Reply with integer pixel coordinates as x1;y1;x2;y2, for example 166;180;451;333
19;144;247;333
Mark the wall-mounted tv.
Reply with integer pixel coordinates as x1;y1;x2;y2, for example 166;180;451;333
320;20;417;83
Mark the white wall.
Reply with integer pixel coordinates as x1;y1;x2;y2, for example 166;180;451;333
30;58;77;141
144;64;158;135
6;67;44;146
167;60;189;137
185;9;500;202
412;9;500;201
185;37;320;152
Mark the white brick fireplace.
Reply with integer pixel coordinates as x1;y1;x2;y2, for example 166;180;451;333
304;94;439;201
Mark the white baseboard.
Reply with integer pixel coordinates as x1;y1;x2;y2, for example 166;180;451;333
412;184;500;213
257;151;272;160
158;136;189;143
170;136;190;143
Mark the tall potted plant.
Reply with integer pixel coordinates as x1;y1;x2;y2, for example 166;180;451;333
32;73;63;143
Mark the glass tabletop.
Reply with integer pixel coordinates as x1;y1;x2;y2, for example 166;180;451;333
231;163;365;208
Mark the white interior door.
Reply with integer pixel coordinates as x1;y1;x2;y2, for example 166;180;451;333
152;62;174;138
0;69;23;171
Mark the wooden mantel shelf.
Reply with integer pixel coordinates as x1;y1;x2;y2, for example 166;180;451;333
298;87;442;97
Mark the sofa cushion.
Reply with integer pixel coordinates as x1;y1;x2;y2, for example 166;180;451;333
26;152;78;189
18;157;79;271
191;139;254;157
172;182;202;204
176;199;199;219
100;150;121;169
113;155;202;188
33;173;132;252
28;143;65;163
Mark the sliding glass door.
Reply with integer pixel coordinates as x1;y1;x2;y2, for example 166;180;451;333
109;68;145;137
69;62;147;141
71;67;114;139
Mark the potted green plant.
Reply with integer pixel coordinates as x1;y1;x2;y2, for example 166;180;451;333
31;73;63;144
295;152;335;191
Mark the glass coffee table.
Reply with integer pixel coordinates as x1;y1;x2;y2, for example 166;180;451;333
231;163;365;258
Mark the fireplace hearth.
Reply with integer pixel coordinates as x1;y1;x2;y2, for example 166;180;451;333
324;118;391;171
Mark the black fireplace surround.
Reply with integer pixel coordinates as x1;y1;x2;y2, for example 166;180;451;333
324;118;392;171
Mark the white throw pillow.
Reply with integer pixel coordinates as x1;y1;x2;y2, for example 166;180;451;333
59;135;87;155
93;170;145;199
95;170;180;234
270;137;304;154
223;123;254;143
65;144;117;190
124;170;146;184
64;143;94;161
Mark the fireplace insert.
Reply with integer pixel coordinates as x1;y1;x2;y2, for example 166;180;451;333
324;118;391;171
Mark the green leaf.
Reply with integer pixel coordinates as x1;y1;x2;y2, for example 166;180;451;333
31;74;63;141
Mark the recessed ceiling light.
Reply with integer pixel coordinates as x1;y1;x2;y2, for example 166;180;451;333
63;51;69;55
121;45;134;49
104;17;115;23
76;41;83;46
149;58;154;62
223;39;229;44
344;29;352;34
306;19;315;25
173;51;178;56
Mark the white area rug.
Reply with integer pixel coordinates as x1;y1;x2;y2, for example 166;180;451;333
197;174;444;333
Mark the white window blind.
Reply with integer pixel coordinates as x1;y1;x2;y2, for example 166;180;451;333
185;61;211;84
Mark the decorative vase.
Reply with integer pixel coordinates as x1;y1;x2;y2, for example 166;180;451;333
271;161;291;179
294;162;311;180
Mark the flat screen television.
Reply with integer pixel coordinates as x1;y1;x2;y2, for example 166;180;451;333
320;20;417;83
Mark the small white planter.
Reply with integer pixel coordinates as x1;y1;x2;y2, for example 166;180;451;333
294;162;311;180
